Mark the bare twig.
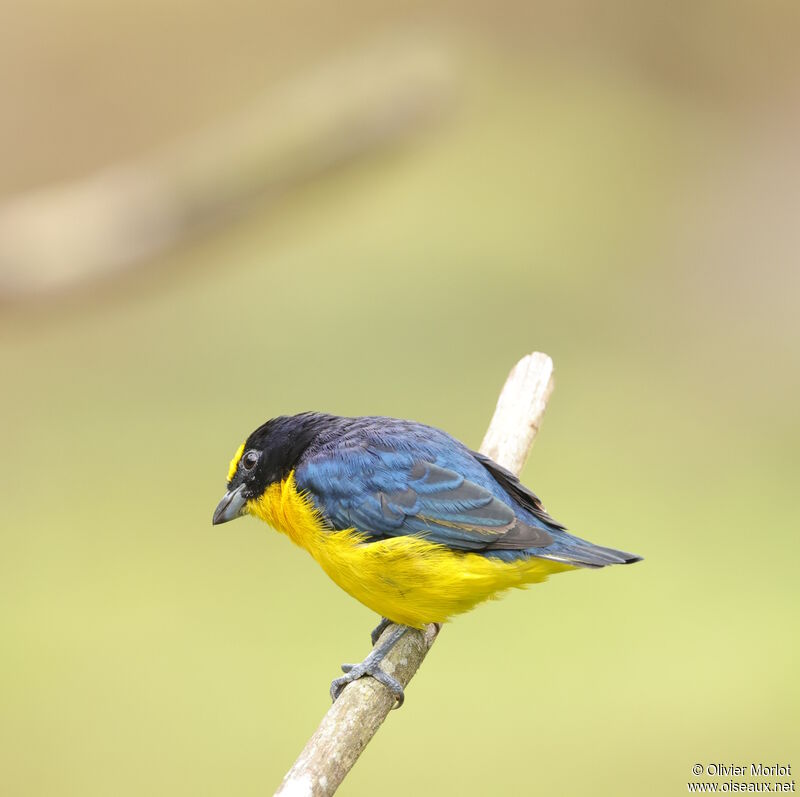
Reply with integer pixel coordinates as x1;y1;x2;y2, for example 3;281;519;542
0;37;455;297
275;352;556;797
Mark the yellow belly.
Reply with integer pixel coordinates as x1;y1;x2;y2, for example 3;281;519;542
247;473;574;628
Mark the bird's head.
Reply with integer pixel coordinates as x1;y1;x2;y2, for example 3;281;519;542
211;413;330;525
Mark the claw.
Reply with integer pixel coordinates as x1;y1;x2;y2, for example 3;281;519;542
371;668;405;708
329;624;409;707
329;675;349;703
329;660;405;706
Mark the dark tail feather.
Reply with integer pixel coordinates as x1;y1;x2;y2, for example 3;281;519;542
539;541;643;569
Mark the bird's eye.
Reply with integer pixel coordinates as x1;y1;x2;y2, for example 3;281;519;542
242;450;259;471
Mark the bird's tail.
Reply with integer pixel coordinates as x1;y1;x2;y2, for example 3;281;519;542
535;535;643;569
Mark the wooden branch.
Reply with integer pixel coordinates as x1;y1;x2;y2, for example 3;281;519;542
479;352;555;473
0;37;454;298
275;352;556;797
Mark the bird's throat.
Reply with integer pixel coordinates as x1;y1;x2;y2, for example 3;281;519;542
247;472;340;552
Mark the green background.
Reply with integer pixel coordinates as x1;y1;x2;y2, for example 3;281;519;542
2;3;798;794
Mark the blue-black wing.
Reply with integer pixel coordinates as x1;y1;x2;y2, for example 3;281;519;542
294;428;554;552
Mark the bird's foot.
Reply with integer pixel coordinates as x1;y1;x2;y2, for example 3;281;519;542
330;660;405;707
330;624;409;708
370;617;392;646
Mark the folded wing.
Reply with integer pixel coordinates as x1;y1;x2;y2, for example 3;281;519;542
297;449;554;552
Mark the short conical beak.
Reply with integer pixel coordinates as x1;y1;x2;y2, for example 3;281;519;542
212;484;248;525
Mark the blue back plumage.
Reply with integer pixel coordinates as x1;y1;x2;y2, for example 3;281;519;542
288;415;638;568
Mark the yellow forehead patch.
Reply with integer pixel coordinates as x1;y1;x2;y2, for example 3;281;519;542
227;443;246;482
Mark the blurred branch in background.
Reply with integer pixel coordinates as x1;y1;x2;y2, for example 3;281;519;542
0;37;455;299
276;352;555;797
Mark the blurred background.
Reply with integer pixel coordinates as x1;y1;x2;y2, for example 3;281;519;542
1;1;798;795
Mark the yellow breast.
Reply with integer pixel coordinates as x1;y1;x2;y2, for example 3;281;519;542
247;473;574;627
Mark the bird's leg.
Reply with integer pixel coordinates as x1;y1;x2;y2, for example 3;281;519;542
330;623;410;708
370;616;393;646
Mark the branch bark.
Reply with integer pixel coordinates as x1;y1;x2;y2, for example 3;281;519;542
275;352;555;797
0;37;454;298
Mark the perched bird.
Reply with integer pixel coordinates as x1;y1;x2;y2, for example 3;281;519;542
213;412;641;705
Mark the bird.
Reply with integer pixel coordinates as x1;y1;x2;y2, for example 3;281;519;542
213;412;641;706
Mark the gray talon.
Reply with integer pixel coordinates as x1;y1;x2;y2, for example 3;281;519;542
329;624;409;707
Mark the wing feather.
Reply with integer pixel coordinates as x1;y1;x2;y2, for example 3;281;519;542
297;447;553;551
